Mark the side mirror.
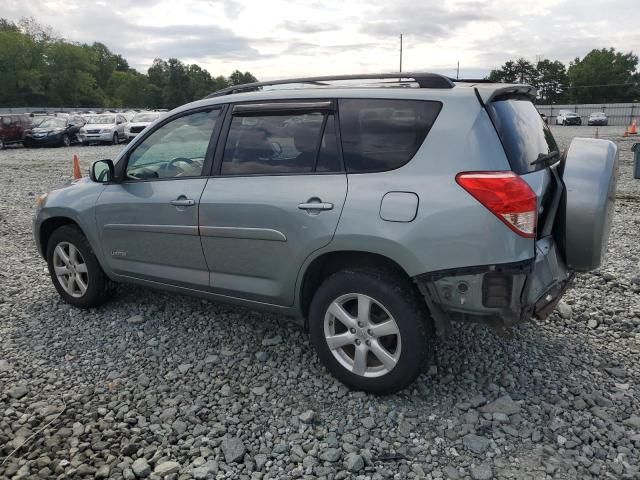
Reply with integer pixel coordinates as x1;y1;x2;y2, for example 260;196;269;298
90;159;115;183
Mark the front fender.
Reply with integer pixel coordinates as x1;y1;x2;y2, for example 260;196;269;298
34;180;106;266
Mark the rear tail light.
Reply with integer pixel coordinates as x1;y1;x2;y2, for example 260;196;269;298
455;171;537;238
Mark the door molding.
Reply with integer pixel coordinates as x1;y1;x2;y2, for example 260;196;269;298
199;226;287;242
104;224;198;236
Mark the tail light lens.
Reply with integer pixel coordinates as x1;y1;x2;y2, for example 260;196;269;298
455;171;537;238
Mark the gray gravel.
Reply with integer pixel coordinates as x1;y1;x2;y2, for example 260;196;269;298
1;127;639;479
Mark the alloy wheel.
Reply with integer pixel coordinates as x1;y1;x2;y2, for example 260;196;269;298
323;293;401;378
52;241;89;298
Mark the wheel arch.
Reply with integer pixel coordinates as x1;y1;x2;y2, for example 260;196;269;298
298;250;414;320
39;216;82;257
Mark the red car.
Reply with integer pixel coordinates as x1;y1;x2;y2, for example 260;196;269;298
0;114;31;149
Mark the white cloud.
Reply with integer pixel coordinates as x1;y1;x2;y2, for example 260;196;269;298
1;0;637;79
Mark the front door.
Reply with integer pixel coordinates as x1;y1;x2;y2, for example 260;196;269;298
199;103;347;306
95;107;222;288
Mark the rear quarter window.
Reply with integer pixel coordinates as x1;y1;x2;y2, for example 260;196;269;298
338;99;441;173
486;98;558;174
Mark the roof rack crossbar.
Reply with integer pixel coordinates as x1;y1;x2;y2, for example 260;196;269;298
206;72;455;98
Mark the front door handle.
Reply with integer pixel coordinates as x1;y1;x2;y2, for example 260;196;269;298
170;198;195;207
298;201;334;211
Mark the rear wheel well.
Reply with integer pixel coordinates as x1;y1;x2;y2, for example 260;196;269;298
300;251;413;319
40;217;80;256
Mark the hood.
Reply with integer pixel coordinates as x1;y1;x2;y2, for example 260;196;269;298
84;123;114;129
32;127;62;134
127;121;152;128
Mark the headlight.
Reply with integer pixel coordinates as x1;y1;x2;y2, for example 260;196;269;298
35;193;48;207
48;129;63;135
102;127;113;133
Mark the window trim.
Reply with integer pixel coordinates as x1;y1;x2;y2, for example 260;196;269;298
337;98;443;174
115;105;226;183
232;101;335;115
211;98;345;178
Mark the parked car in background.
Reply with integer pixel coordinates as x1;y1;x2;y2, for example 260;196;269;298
588;112;608;126
124;111;162;141
23;116;84;148
79;114;127;145
0;114;31;149
33;73;619;394
556;110;582;125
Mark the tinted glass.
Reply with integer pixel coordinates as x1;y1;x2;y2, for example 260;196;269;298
487;98;559;174
126;109;219;180
339;99;441;173
222;111;334;175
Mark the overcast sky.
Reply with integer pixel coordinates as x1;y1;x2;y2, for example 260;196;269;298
3;0;637;79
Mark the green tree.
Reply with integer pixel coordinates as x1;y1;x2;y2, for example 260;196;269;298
567;48;638;103
106;70;153;108
228;70;258;86
0;17;257;108
535;59;568;103
488;58;536;84
44;41;103;107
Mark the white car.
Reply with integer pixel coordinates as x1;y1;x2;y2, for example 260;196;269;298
555;110;582;126
79;114;128;145
124;112;162;141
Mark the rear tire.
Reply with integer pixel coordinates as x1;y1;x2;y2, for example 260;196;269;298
112;132;119;145
309;269;433;394
46;225;114;308
0;139;5;150
61;134;70;147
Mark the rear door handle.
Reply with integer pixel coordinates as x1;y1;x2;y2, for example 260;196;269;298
298;201;333;211
170;198;195;207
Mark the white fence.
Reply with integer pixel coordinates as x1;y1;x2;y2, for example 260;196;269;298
536;103;640;126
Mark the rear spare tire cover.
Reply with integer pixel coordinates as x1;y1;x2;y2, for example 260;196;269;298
561;138;618;271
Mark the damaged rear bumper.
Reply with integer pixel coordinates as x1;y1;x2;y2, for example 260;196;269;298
414;236;572;333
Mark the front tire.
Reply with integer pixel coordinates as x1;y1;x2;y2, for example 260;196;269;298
112;132;119;145
61;134;71;147
46;225;114;308
309;269;433;394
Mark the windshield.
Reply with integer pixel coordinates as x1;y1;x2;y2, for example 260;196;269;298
38;118;66;129
486;97;559;174
32;117;54;127
86;115;115;124
132;113;160;123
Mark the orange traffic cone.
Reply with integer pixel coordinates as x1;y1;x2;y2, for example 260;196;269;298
630;119;638;135
72;154;82;179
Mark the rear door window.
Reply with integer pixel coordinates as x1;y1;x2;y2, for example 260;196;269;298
221;111;340;175
486;98;559;174
338;99;441;173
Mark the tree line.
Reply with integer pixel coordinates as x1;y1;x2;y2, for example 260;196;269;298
0;17;257;109
488;48;640;104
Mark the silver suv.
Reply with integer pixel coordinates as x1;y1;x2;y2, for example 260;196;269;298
33;73;619;394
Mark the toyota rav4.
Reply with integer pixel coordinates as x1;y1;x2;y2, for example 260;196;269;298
33;73;619;394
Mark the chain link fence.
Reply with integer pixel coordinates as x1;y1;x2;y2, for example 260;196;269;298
536;103;639;126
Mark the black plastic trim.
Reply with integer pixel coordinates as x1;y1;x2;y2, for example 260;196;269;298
414;258;534;283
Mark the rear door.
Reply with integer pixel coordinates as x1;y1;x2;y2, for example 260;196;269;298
95;107;223;288
199;101;347;306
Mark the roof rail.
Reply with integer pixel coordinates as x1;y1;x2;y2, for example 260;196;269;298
206;72;455;98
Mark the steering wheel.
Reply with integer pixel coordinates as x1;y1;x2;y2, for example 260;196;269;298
270;141;283;156
167;157;194;169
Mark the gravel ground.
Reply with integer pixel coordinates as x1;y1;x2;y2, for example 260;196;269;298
1;127;639;480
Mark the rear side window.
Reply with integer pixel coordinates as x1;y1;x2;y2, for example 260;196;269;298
222;112;340;175
486;98;558;174
338;99;441;173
